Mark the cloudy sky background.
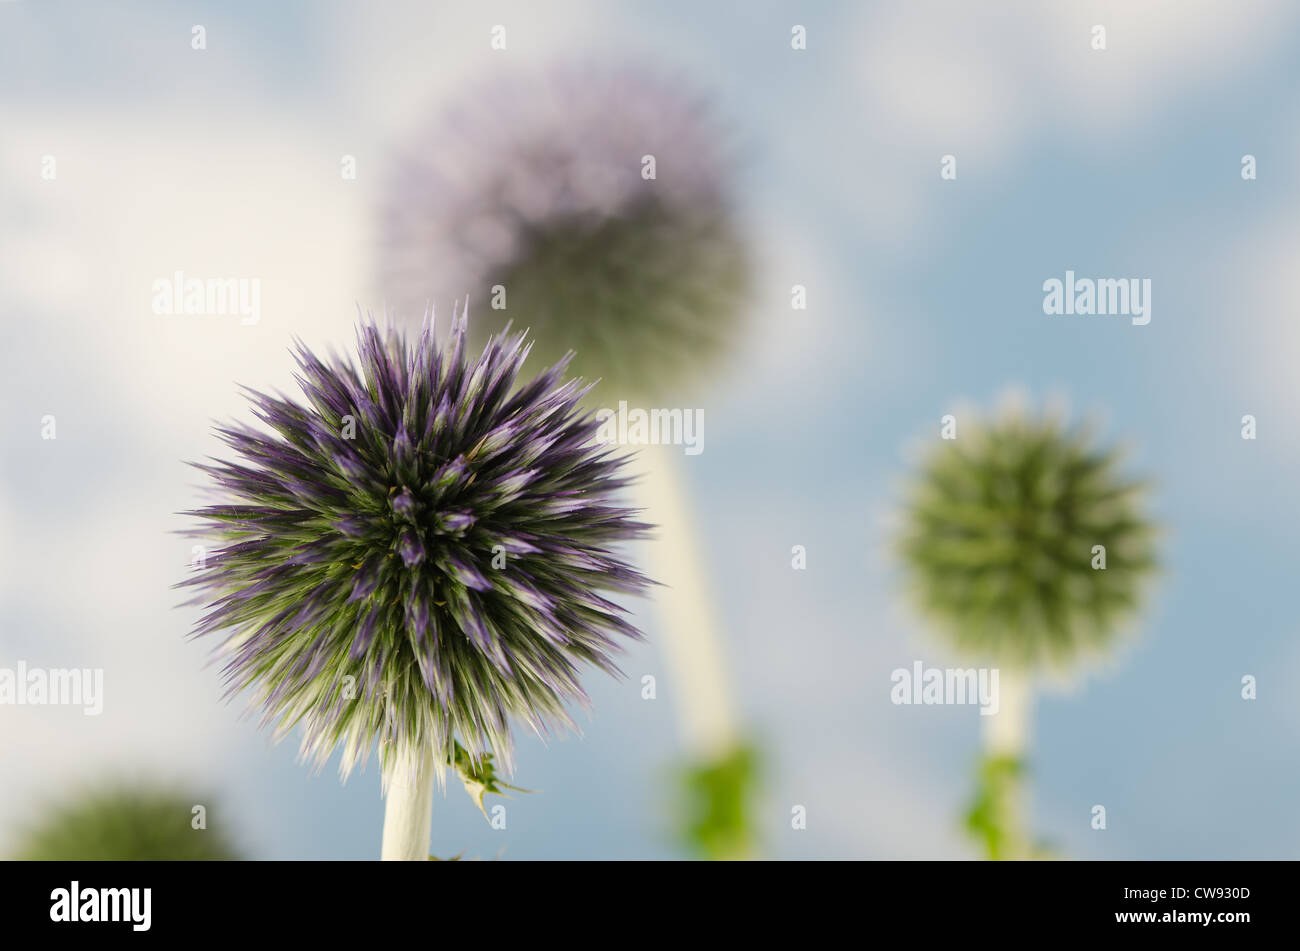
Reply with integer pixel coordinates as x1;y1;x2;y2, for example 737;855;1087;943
2;0;1299;858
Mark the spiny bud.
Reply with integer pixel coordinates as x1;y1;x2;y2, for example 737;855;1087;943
180;307;654;782
898;407;1158;669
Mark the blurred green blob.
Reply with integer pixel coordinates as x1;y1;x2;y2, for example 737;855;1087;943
965;753;1019;860
964;754;1059;862
898;408;1159;669
678;741;759;861
13;785;241;861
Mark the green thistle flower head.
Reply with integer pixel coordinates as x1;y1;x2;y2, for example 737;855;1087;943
897;406;1159;670
12;785;240;861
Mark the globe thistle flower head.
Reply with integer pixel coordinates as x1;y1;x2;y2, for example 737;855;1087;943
182;307;653;782
897;407;1158;671
378;65;752;402
13;785;240;861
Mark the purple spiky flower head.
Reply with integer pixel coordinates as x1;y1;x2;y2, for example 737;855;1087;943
181;307;652;781
378;64;751;402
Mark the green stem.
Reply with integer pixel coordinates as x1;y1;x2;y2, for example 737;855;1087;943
971;668;1033;860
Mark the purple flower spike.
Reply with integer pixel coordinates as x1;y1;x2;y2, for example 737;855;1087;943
181;306;653;778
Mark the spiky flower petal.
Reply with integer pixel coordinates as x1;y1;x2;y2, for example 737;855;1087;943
378;66;751;401
182;310;652;779
898;408;1158;669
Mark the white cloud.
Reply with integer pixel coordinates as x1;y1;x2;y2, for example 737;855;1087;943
0;110;368;846
859;1;1296;152
848;0;1298;249
323;0;606;140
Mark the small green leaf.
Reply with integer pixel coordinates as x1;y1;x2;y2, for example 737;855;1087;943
449;741;531;820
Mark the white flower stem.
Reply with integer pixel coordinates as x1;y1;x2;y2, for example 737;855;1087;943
381;742;435;861
982;667;1033;859
634;449;738;760
984;667;1032;757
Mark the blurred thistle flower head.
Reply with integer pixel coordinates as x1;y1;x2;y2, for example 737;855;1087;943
13;785;239;861
378;65;752;402
181;307;653;782
897;406;1159;670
